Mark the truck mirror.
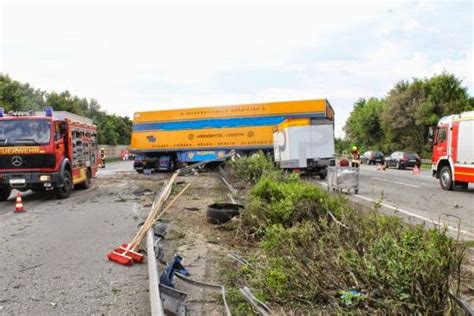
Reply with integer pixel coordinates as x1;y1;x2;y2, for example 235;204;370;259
428;127;434;143
60;122;67;135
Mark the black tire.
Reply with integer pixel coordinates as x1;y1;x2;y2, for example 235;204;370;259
56;170;73;199
439;166;453;191
76;169;91;190
0;189;11;201
207;203;244;224
319;169;327;180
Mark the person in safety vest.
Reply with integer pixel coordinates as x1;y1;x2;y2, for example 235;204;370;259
99;148;106;168
351;146;361;168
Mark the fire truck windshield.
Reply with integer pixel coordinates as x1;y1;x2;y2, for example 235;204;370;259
0;120;51;146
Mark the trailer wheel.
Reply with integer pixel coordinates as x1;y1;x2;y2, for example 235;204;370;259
56;170;73;199
0;189;11;201
439;166;453;191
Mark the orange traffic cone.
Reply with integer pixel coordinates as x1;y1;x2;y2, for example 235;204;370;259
412;165;421;176
15;193;25;212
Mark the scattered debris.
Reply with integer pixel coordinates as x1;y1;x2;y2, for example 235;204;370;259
184;207;199;212
227;253;251;267
107;172;189;266
206;203;244;224
160;256;189;288
18;263;43;273
239;286;272;315
175;272;231;316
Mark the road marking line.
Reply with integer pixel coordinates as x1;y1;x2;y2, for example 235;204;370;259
371;177;420;188
354;194;474;238
361;167;433;179
312;180;474;238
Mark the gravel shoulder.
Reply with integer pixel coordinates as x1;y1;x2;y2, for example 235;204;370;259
158;171;234;315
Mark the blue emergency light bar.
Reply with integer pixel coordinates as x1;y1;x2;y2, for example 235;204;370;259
43;107;54;117
0;108;4;118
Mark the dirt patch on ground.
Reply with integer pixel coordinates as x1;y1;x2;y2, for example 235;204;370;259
460;247;474;306
152;171;241;315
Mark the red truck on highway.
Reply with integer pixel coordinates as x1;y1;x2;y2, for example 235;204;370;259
0;107;98;200
431;111;474;190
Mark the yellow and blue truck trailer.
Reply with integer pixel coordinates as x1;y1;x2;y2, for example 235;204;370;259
130;99;335;177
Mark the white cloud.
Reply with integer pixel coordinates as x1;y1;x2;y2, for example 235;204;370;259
1;0;472;139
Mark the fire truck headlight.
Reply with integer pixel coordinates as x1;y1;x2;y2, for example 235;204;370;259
39;175;51;182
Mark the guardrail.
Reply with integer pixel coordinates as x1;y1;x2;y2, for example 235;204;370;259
98;144;129;158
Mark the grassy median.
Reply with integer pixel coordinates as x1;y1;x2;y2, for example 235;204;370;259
223;153;465;314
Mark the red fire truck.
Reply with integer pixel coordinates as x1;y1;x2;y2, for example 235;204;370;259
431;111;474;190
0;107;99;200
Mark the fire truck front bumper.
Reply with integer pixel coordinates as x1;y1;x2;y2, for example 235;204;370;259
0;172;63;191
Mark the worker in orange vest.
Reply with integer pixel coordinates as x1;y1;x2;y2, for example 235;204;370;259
99;148;106;168
351;146;361;168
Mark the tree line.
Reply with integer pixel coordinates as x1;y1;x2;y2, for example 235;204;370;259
0;74;132;145
341;72;473;158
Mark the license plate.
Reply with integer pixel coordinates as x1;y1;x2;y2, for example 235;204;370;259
10;179;26;184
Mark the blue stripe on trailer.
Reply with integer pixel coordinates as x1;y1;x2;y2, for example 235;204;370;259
133;116;284;131
132;113;327;131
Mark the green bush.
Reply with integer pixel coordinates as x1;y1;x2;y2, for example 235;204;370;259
228;151;281;184
235;175;464;313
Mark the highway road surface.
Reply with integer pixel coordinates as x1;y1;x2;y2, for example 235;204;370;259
0;161;156;314
315;164;473;240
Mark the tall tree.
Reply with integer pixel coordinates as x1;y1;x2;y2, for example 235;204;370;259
0;74;132;145
344;97;385;150
382;73;472;156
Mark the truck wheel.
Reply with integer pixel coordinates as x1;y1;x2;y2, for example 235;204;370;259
0;189;11;201
76;169;91;190
439;166;453;191
56;170;73;199
319;169;327;180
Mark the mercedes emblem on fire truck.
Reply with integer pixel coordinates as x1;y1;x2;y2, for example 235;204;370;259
12;156;23;167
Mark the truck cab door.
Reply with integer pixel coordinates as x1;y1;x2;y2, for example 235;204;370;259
433;126;448;162
54;122;66;156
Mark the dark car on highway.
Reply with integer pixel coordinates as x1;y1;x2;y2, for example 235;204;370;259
385;152;421;169
361;151;385;165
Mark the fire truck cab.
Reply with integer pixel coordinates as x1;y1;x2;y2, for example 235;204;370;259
431;111;474;190
0;107;99;200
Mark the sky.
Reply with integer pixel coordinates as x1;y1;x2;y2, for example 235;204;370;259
0;0;472;137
